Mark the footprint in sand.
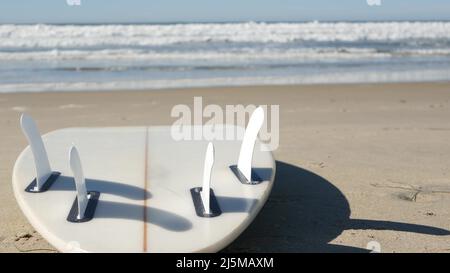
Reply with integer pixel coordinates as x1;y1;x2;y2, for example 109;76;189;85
371;180;450;203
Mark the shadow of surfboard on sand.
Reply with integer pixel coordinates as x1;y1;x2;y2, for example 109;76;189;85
224;161;450;253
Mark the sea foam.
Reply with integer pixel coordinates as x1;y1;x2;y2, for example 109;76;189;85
0;22;449;92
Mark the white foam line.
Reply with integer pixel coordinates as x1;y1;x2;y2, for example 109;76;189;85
1;69;450;93
1;22;450;49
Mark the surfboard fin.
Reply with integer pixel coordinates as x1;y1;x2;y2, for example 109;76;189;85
67;146;100;223
230;106;265;185
21;113;60;193
201;142;214;214
191;142;221;218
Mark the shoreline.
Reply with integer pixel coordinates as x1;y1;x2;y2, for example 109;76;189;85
2;80;450;95
1;82;450;252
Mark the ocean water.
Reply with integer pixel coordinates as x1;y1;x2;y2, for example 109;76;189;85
0;21;450;92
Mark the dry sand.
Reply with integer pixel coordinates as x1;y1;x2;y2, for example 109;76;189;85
1;82;450;253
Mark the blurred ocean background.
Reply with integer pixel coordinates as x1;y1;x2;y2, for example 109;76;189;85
0;21;450;92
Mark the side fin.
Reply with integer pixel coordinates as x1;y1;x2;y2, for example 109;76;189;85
190;142;221;218
21;113;60;192
236;107;265;182
201;142;214;214
69;146;88;220
67;146;100;223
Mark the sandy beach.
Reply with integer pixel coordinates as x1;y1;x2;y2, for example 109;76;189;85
1;82;450;253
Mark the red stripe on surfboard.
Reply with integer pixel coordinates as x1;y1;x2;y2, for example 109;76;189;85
143;127;149;252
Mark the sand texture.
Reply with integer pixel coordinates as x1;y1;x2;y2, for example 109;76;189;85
1;82;450;253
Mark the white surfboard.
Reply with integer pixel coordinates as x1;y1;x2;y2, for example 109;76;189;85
12;122;275;252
